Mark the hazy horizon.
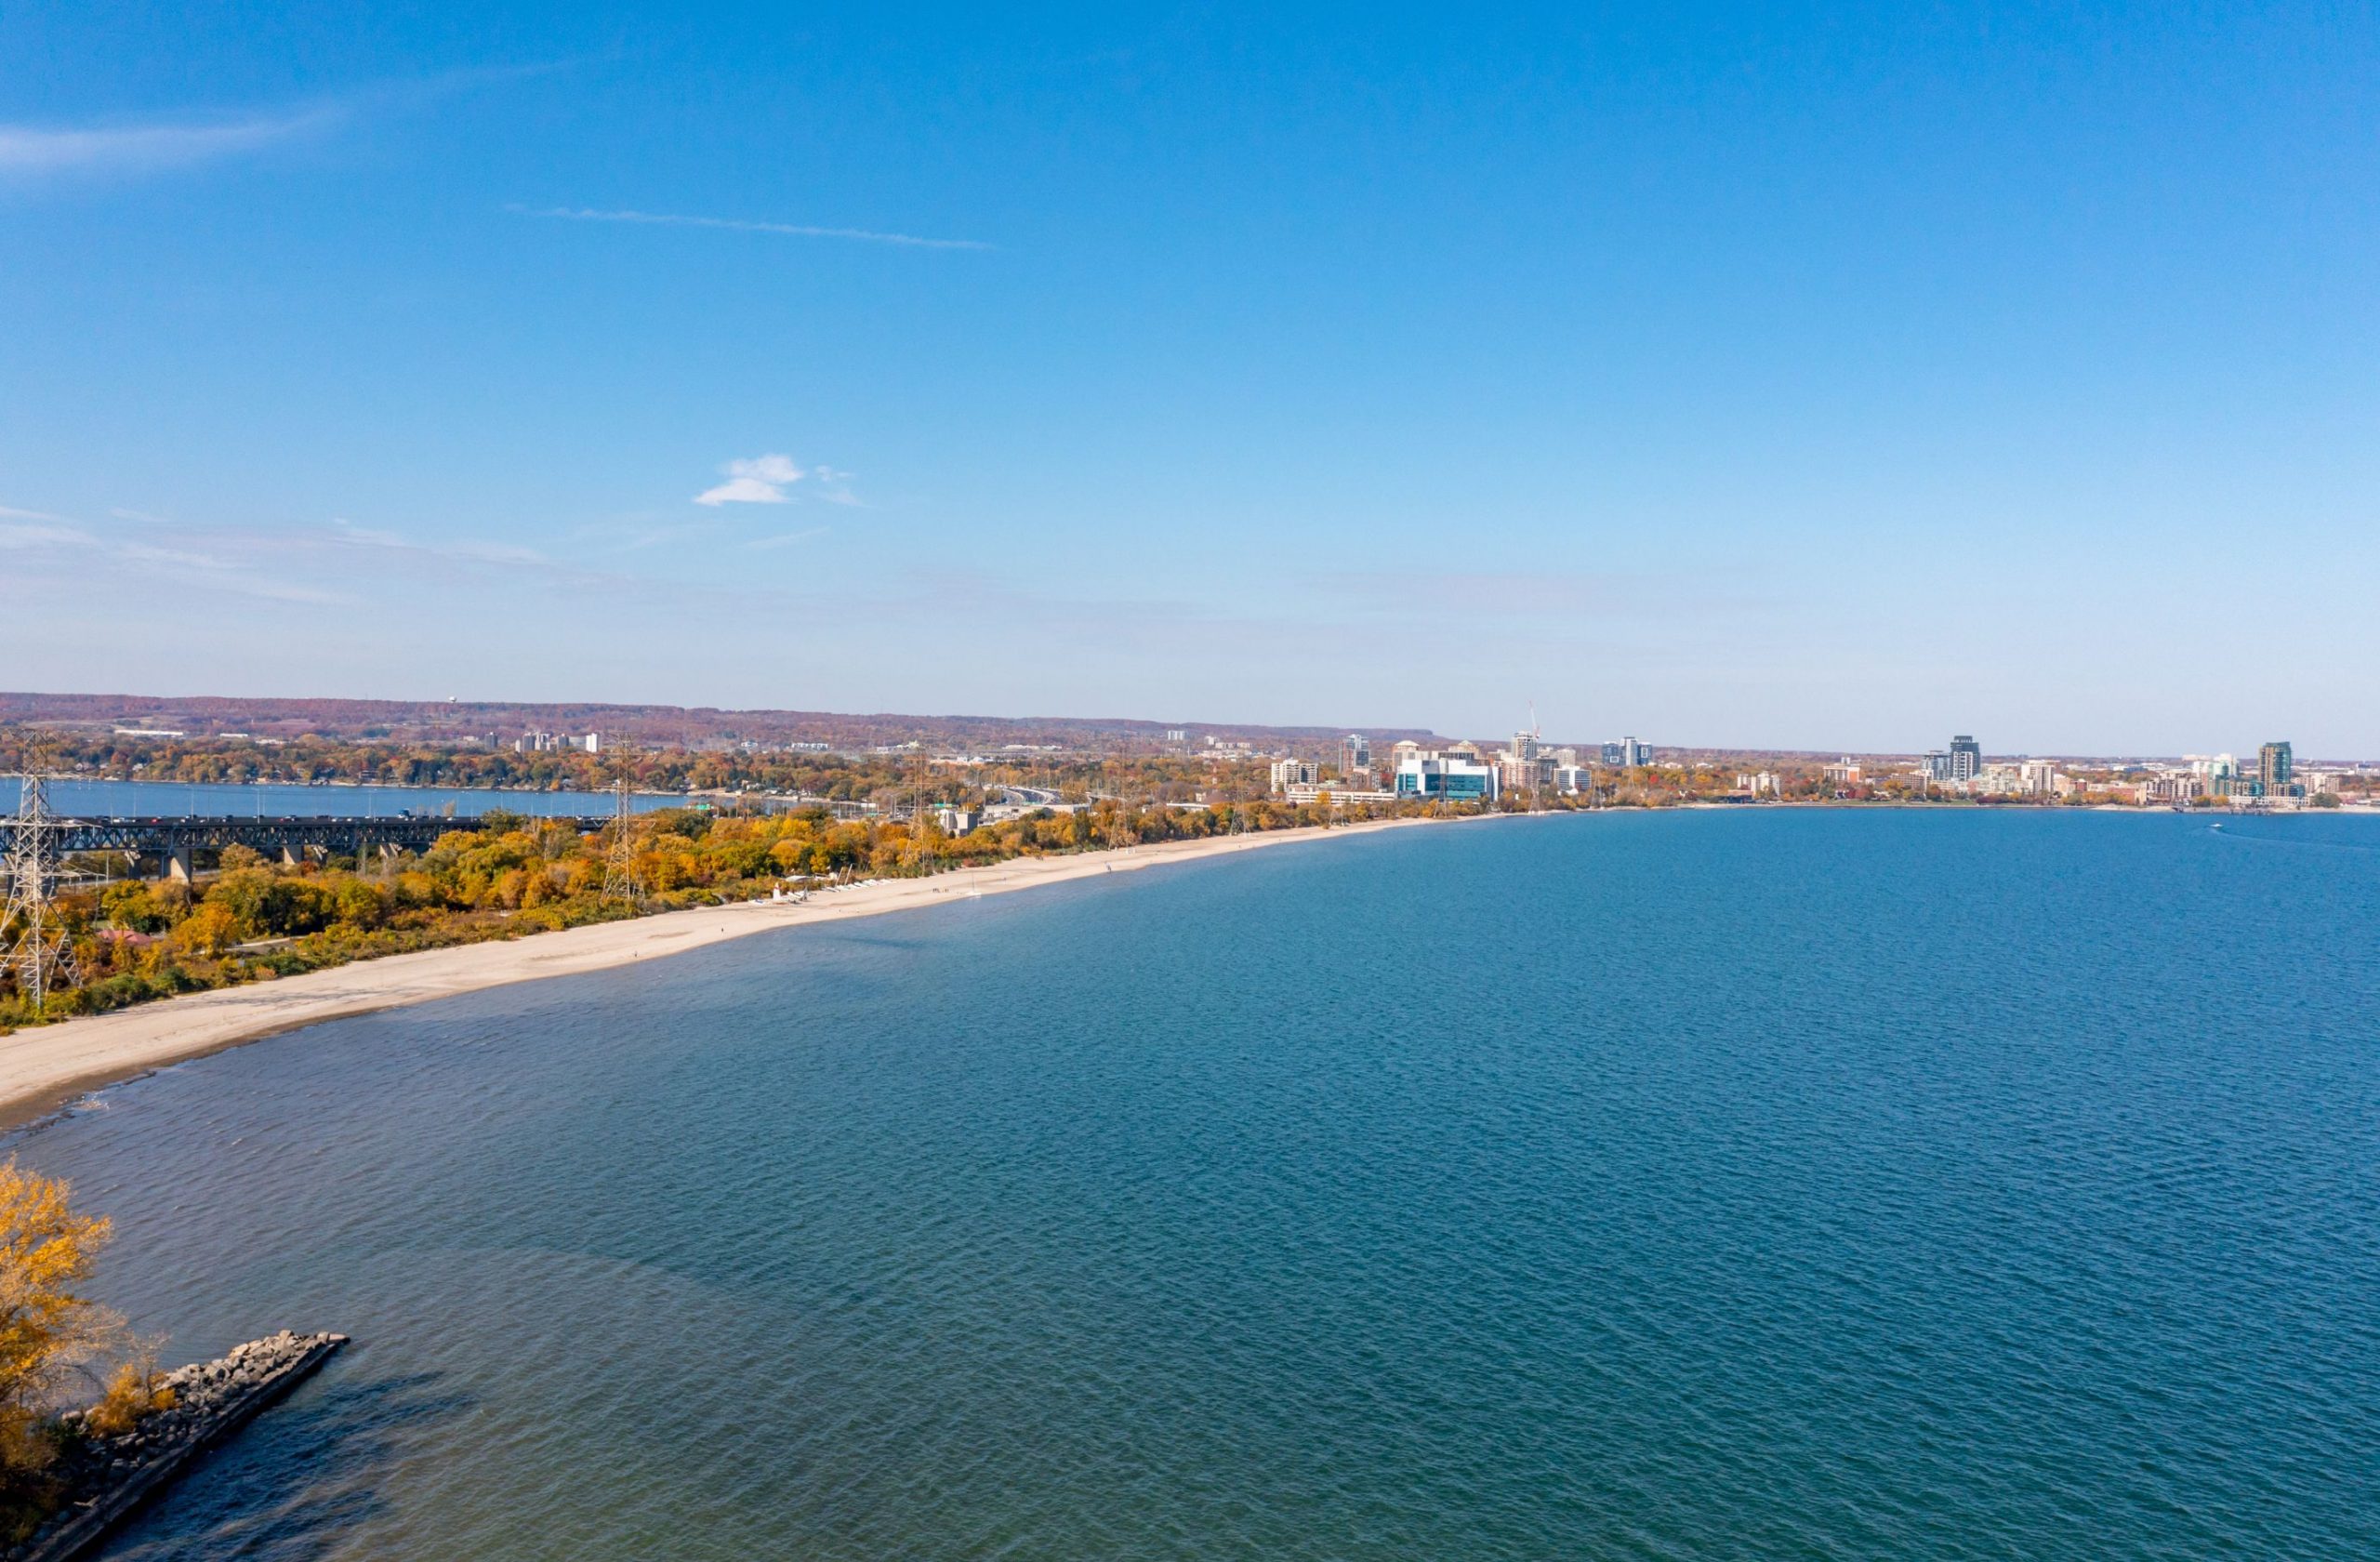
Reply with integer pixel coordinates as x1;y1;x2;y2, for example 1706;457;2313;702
6;7;2374;753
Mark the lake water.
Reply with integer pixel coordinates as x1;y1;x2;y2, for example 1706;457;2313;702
7;778;691;820
10;810;2376;1559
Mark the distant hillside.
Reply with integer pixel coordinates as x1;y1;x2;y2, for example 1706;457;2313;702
0;691;1444;755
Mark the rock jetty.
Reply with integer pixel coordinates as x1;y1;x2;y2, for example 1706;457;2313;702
14;1330;348;1562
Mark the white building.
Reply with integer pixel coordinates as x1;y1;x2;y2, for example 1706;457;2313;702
1268;758;1316;794
1393;751;1500;803
1283;782;1400;807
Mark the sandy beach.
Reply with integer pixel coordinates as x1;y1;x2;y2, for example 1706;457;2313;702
0;815;1440;1127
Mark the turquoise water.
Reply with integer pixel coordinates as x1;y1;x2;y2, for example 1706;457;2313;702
10;810;2376;1559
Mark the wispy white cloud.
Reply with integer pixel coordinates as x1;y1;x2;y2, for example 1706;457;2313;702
747;527;830;550
0;504;349;602
1312;568;1777;621
2;65;566;185
515;205;994;252
328;518;547;567
0;521;92;549
695;454;804;507
0;110;335;176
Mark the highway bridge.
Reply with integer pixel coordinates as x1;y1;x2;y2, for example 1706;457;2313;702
3;812;614;880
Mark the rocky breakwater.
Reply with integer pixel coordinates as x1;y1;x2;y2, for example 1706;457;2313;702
14;1330;348;1562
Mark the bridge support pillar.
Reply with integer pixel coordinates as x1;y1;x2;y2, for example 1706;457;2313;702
282;845;304;867
165;846;194;882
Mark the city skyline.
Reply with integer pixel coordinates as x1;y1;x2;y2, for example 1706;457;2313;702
6;6;2376;752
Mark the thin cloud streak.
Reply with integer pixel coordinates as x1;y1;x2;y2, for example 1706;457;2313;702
0;506;350;602
515;205;994;251
0;111;334;174
2;65;569;181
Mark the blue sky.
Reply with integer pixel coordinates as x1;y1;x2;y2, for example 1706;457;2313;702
4;5;2374;754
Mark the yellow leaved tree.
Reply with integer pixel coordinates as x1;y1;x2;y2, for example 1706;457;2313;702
0;1158;142;1529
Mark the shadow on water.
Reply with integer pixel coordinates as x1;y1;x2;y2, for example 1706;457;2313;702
99;1370;472;1562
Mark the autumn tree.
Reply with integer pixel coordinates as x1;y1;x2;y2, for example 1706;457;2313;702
0;1158;135;1529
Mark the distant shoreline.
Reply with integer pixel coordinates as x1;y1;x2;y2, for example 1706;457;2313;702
0;814;1450;1130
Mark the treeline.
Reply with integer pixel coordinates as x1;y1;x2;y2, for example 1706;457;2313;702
1;797;1433;1032
5;727;1273;809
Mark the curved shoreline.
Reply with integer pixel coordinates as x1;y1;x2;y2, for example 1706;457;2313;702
0;815;1447;1129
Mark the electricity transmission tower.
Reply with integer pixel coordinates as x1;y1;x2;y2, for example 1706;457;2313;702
4;772;83;1010
599;748;644;907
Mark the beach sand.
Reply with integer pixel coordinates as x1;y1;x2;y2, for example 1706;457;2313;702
0;815;1437;1126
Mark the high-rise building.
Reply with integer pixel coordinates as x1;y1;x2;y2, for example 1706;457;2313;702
1341;734;1372;777
1949;735;1982;781
1609;736;1650;768
1497;749;1554;795
2257;741;2294;797
1268;758;1316;794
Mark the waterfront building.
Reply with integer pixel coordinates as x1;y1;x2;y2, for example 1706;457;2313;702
1268;758;1316;794
1606;736;1651;768
2256;742;2294;797
1341;734;1372;779
1554;764;1593;795
1736;772;1779;797
1822;758;1863;785
1599;742;1623;765
1393;752;1500;802
1497;750;1555;797
1919;750;1954;782
1950;735;1982;781
1283;782;1400;807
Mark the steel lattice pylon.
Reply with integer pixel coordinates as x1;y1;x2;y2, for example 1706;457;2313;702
4;773;83;1011
600;772;644;907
